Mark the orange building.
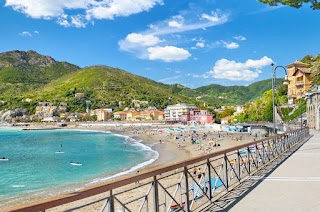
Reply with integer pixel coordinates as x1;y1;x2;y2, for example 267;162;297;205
287;60;312;104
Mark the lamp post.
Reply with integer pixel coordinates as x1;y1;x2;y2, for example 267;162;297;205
300;90;303;129
271;63;289;134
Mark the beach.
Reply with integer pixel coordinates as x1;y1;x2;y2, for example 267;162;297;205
3;122;260;211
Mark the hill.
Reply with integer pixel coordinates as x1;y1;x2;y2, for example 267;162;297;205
21;65;193;112
0;50;79;96
0;50;283;114
171;78;283;106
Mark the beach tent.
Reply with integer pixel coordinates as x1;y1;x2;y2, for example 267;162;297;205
206;178;223;190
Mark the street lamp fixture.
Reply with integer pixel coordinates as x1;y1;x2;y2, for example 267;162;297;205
271;63;289;134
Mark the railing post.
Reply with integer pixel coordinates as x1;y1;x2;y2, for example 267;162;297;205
247;148;251;176
207;159;212;200
184;166;191;212
153;176;159;212
224;154;229;190
109;190;114;212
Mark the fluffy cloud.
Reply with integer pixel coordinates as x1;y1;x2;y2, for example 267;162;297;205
222;41;239;49
209;56;273;81
168;15;184;28
233;35;246;41
147;46;191;62
87;0;163;20
5;0;163;27
18;31;32;36
196;42;205;48
125;33;162;46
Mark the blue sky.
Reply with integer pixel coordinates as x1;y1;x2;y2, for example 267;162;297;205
0;0;319;88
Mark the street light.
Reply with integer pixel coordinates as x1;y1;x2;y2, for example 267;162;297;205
271;63;290;134
299;90;303;129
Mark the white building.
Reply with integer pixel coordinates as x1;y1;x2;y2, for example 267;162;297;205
164;103;196;121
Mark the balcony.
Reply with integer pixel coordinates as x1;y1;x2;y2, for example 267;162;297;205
295;81;304;87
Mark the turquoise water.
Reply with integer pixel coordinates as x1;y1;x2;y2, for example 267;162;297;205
0;128;158;204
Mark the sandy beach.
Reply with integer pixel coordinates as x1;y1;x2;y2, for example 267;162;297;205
3;122;260;211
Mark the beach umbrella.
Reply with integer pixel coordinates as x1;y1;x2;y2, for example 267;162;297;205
189;183;204;198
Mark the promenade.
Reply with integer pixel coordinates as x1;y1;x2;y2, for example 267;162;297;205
229;130;320;211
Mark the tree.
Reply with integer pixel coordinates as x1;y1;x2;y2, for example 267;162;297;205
311;60;320;85
259;0;320;9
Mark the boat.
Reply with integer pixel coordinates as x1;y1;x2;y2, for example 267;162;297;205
55;151;64;154
0;157;9;161
70;162;82;166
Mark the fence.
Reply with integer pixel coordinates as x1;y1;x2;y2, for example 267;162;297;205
9;128;310;212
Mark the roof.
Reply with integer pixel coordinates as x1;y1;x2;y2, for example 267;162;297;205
287;60;310;68
113;111;127;115
292;67;311;76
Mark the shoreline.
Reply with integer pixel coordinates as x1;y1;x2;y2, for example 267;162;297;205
1;122;259;210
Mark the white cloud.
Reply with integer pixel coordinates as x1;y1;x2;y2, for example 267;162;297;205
208;56;273;81
196;42;205;48
87;0;163;20
168;20;183;28
147;46;191;62
168;15;184;28
233;35;246;41
152;10;228;36
19;31;32;36
5;0;163;28
222;41;239;49
126;33;162;46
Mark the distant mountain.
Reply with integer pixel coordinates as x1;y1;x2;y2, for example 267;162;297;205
0;50;281;114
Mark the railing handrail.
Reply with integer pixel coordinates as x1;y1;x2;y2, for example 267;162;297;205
7;128;306;212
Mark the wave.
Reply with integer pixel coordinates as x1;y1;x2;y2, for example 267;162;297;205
86;135;159;185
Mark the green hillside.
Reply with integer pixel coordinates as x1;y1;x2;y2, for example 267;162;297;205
0;50;79;97
0;50;286;114
18;66;194;112
188;78;283;105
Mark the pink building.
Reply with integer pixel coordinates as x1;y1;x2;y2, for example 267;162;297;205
180;110;214;125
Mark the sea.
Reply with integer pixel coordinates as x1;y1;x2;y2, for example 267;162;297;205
0;127;158;206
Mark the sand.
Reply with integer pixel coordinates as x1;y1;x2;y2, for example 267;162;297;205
3;122;260;211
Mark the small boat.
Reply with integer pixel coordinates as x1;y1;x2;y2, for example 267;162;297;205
70;162;82;166
0;157;9;161
55;151;64;154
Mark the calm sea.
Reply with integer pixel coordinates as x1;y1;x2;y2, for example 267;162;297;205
0;128;158;206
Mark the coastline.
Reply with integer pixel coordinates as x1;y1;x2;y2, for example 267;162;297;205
1;122;259;211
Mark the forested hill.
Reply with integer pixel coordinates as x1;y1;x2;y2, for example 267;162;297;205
0;50;282;113
169;79;283;106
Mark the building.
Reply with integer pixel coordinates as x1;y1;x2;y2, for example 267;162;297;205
113;111;127;121
132;100;148;108
93;109;111;121
220;116;231;125
35;102;57;118
306;86;320;130
139;110;165;121
287;60;312;105
164;103;197;121
75;93;85;98
180;109;214;125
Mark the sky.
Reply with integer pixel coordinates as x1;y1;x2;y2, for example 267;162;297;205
0;0;319;88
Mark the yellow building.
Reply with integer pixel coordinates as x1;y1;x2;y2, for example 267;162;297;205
287;60;312;104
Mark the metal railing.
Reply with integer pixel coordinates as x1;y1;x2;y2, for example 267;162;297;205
8;128;310;212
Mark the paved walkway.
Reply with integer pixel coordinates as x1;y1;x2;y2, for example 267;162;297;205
229;130;320;212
